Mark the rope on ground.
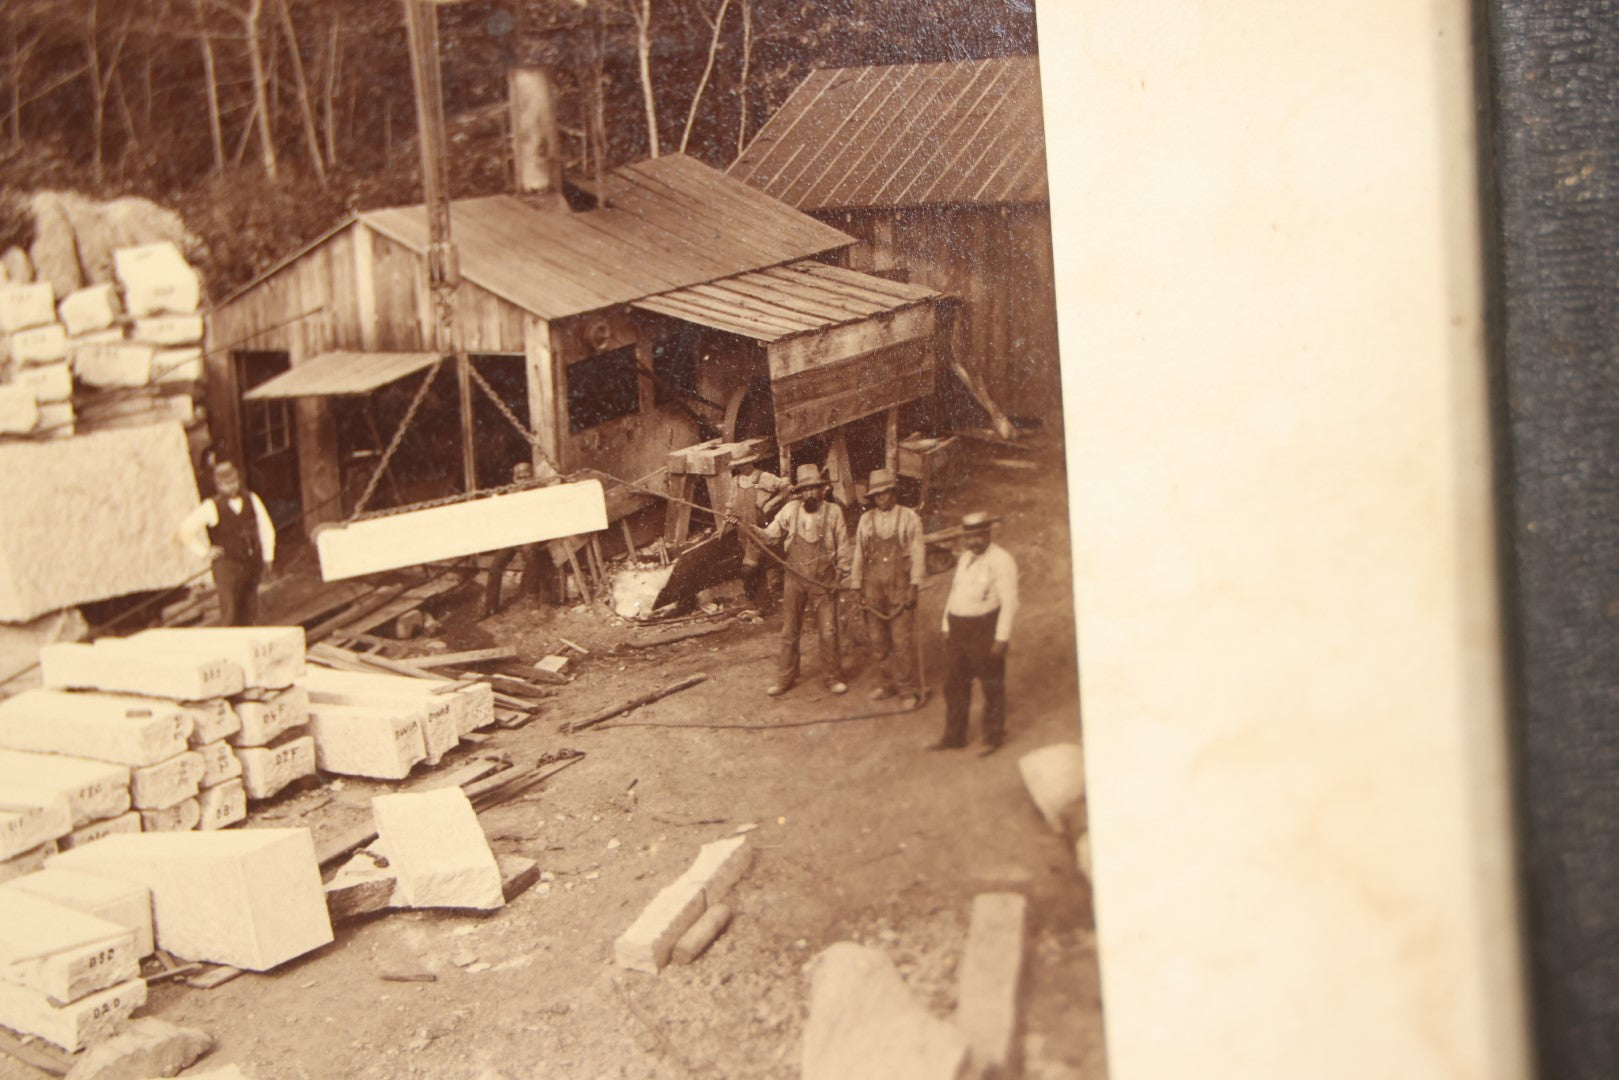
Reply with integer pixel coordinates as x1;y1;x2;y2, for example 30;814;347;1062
602;705;920;731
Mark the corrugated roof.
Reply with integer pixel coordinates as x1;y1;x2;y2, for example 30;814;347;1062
634;261;937;342
729;56;1048;211
359;154;852;321
243;351;441;399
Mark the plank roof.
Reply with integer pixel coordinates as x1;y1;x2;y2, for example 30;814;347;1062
729;56;1049;211
634;261;939;342
358;154;853;321
243;351;441;399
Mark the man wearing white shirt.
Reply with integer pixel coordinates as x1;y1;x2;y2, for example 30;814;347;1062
176;461;277;626
931;511;1018;755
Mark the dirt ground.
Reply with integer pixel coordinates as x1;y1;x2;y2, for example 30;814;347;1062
3;437;1104;1080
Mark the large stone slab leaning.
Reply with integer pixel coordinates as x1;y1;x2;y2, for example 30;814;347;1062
236;735;315;801
371;788;504;911
1016;743;1087;836
0;689;195;767
132;627;305;691
0;976;145;1052
801;942;970;1080
954;893;1028;1080
0;749;130;828
49;828;334;971
0;889;139;1006
8;867;155;958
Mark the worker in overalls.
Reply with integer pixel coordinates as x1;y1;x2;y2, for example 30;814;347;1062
763;464;851;697
725;450;790;615
849;468;926;710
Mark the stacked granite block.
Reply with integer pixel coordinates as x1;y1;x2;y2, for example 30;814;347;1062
0;887;144;1051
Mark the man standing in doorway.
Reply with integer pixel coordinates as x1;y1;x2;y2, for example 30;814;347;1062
849;468;925;711
483;460;560;617
177;461;277;627
763;464;851;697
931;511;1019;756
725;450;790;615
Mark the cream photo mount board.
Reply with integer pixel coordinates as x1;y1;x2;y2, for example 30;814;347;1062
313;480;608;581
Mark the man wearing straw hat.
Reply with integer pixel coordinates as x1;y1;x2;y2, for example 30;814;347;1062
762;463;852;697
931;511;1019;755
849;467;926;711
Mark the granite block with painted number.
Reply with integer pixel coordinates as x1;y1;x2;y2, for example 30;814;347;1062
236;735;315;800
302;672;457;765
229;685;307;747
195;742;241;788
184;700;240;748
132;627;305;691
129;752;204;810
0;889;138;1006
371;789;504;911
0;976;145;1052
59;812;140;851
196;780;245;831
0;689;193;767
0;787;72;861
8;868;154;958
139;799;198;833
38;643;242;703
49;828;333;970
0;842;55;885
306;703;427;780
0;750;129;828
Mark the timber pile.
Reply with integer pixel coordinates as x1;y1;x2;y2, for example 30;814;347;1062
0;241;205;443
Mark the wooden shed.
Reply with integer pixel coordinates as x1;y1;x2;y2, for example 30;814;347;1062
729;56;1060;430
204;154;941;541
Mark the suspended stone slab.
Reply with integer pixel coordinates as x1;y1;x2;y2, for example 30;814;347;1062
0;689;196;766
305;703;427;780
113;243;200;318
0;889;139;1006
0;750;130;828
0;424;207;623
39;643;242;703
196;779;245;831
132;627;306;691
49;828;333;970
56;284;120;337
0;976;145;1052
0;283;54;332
315;480;609;581
371;788;503;911
8;867;155;959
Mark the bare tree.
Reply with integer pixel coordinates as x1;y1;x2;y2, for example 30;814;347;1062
194;0;225;171
208;0;277;178
678;0;730;155
80;0;135;184
736;0;751;157
628;0;658;156
272;0;325;180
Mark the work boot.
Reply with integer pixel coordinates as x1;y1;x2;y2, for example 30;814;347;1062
978;735;1005;758
925;737;965;751
869;685;895;702
767;681;794;698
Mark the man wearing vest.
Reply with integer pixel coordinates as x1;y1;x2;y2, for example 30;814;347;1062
849;468;925;711
177;461;277;627
763;464;852;697
931;511;1019;756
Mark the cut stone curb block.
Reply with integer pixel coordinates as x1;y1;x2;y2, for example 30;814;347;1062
1016;744;1086;836
49;828;334;971
301;667;485;740
129;628;305;692
57;285;121;337
9;868;155;959
39;643;243;704
185;701;240;748
614;878;707;974
802;942;970;1080
129;753;204;811
229;686;307;747
196;742;241;788
672;902;732;966
130;315;202;346
0;689;195;766
60;1017;213;1080
324;853;395;923
0;384;39;433
152;346;203;385
498;854;540;903
0;282;55;332
15;360;72;402
196;780;245;832
0;843;55;884
0;976;145;1052
675;835;753;905
114;243;201;318
72;342;154;388
305;703;426;780
0;889;138;1005
371;789;503;911
0;788;73;861
0;750;130;828
59;813;140;851
236;735;315;801
954;893;1027;1080
10;323;69;364
139;799;198;833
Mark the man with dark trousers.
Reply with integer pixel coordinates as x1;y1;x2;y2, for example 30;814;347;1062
931;511;1019;755
177;461;277;626
763;464;851;698
483;460;559;617
725;450;790;615
849;468;926;711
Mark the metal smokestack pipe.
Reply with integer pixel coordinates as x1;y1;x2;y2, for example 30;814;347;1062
509;66;564;209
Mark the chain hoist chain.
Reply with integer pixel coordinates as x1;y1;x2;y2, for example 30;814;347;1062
464;358;562;477
348;358;445;523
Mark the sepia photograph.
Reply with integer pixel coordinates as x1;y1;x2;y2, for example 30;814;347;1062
0;1;1098;1077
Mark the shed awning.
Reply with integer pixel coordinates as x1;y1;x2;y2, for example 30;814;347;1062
632;261;937;342
243;352;442;400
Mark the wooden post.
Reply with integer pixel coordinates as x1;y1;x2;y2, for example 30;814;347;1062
885;406;899;476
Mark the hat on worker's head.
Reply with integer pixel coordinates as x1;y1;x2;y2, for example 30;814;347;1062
729;443;775;470
865;468;897;499
792;464;829;492
961;511;1000;532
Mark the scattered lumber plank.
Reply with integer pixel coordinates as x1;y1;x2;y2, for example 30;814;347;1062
308;582;416;643
186;964;244;990
618;618;739;652
0;1026;72;1076
562;674;709;733
499;854;541;902
343;577;464;636
411;647;518;669
558;638;590;656
950;361;1016;440
380;972;438;984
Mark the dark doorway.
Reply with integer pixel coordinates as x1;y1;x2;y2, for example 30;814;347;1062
469;354;533;486
233;351;302;532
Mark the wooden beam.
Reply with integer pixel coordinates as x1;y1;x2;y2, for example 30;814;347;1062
886;406;899;475
951;360;1015;441
315;480;609;581
410;647;517;668
767;304;934;379
523;315;559;467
